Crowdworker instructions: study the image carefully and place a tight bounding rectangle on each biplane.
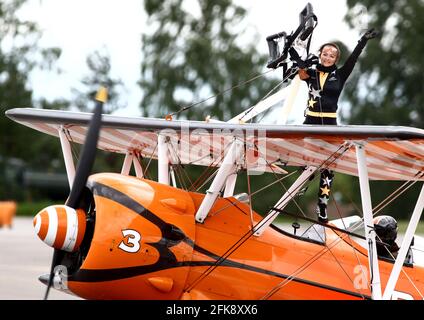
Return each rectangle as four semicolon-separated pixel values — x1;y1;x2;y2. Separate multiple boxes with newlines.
5;3;424;300
6;99;424;300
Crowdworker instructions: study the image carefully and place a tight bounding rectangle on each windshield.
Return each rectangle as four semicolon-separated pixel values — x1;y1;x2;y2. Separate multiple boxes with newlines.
330;215;364;234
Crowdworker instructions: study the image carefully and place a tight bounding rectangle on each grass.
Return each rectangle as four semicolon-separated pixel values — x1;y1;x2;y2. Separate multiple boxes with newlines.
398;221;424;235
16;200;59;216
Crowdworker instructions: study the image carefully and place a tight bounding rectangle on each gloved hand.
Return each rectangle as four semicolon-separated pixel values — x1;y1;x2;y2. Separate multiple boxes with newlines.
289;48;305;68
361;28;381;40
305;54;319;67
296;59;308;69
289;48;317;69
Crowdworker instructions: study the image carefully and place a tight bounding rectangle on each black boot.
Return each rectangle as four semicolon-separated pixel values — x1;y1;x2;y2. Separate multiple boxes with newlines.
316;204;328;223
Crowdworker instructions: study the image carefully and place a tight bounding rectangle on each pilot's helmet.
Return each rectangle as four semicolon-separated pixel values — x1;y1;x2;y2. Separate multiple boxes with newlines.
373;215;398;243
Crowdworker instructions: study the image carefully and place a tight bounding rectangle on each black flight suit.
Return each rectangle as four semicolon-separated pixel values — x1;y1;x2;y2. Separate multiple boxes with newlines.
300;37;368;222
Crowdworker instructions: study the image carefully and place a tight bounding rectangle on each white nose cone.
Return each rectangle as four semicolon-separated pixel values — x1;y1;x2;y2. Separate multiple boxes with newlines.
33;205;86;252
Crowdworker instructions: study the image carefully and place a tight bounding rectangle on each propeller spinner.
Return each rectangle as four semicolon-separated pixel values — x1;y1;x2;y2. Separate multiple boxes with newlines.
33;205;86;252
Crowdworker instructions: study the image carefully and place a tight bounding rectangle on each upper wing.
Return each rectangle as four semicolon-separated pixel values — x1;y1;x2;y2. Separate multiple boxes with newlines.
6;108;424;180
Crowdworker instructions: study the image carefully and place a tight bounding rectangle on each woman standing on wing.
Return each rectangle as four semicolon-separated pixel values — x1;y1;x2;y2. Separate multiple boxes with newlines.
298;28;379;222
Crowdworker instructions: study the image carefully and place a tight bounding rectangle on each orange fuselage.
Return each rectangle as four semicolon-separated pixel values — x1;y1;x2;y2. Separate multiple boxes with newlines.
65;173;424;300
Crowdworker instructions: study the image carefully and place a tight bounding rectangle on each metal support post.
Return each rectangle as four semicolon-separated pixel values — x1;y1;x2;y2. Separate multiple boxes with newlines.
356;143;382;300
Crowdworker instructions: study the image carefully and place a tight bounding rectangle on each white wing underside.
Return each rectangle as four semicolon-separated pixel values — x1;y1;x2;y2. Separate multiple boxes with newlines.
6;108;424;180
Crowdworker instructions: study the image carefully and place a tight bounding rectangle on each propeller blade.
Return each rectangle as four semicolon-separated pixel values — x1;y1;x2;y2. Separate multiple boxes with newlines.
43;87;107;300
43;249;64;300
66;87;107;209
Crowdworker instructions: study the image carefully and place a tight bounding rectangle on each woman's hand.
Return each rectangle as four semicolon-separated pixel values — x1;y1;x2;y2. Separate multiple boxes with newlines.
362;28;381;40
298;68;309;80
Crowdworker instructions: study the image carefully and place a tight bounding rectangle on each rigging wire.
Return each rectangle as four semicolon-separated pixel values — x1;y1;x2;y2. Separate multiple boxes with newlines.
373;172;424;215
264;208;368;299
375;233;424;299
142;60;424;297
170;163;187;190
64;128;81;166
260;216;372;300
260;175;422;299
259;146;366;299
188;151;220;191
195;169;220;192
208;170;299;218
134;152;148;179
264;171;424;299
168;141;193;190
167;69;276;118
331;189;372;293
270;142;351;222
143;141;158;175
188;143;228;192
240;68;298;123
184;142;351;293
344;171;424;238
124;130;422;299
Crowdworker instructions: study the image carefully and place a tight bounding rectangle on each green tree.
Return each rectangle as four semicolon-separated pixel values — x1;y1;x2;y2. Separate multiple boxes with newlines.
0;0;62;200
340;0;424;219
343;0;424;127
72;48;126;114
70;48;127;174
140;0;279;120
138;0;287;215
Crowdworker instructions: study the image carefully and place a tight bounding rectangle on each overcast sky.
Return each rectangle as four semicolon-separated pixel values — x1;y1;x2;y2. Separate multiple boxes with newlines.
22;0;363;124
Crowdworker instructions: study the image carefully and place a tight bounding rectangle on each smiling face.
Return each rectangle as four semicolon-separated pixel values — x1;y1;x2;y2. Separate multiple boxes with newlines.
320;45;339;67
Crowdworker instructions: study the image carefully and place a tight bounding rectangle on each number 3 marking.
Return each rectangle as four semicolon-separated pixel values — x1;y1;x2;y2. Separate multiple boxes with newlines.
118;229;141;253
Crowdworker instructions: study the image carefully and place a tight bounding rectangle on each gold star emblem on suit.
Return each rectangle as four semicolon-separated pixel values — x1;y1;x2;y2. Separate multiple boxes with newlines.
308;98;317;108
320;186;331;196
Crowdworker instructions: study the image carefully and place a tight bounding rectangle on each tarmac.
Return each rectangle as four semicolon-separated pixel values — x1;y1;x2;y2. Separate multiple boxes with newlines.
0;217;82;300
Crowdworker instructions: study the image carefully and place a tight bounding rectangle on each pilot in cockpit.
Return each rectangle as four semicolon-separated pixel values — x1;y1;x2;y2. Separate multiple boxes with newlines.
374;215;400;260
373;214;415;266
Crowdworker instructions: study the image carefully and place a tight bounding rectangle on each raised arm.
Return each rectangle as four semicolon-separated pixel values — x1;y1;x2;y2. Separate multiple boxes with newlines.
339;28;380;82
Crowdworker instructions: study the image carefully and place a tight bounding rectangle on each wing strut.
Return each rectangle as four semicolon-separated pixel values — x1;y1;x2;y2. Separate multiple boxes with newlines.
223;173;237;197
58;126;76;189
121;152;144;178
254;165;317;236
228;86;289;124
121;152;134;175
158;133;170;185
382;182;424;300
195;138;244;223
355;143;382;300
280;75;301;124
133;153;144;178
